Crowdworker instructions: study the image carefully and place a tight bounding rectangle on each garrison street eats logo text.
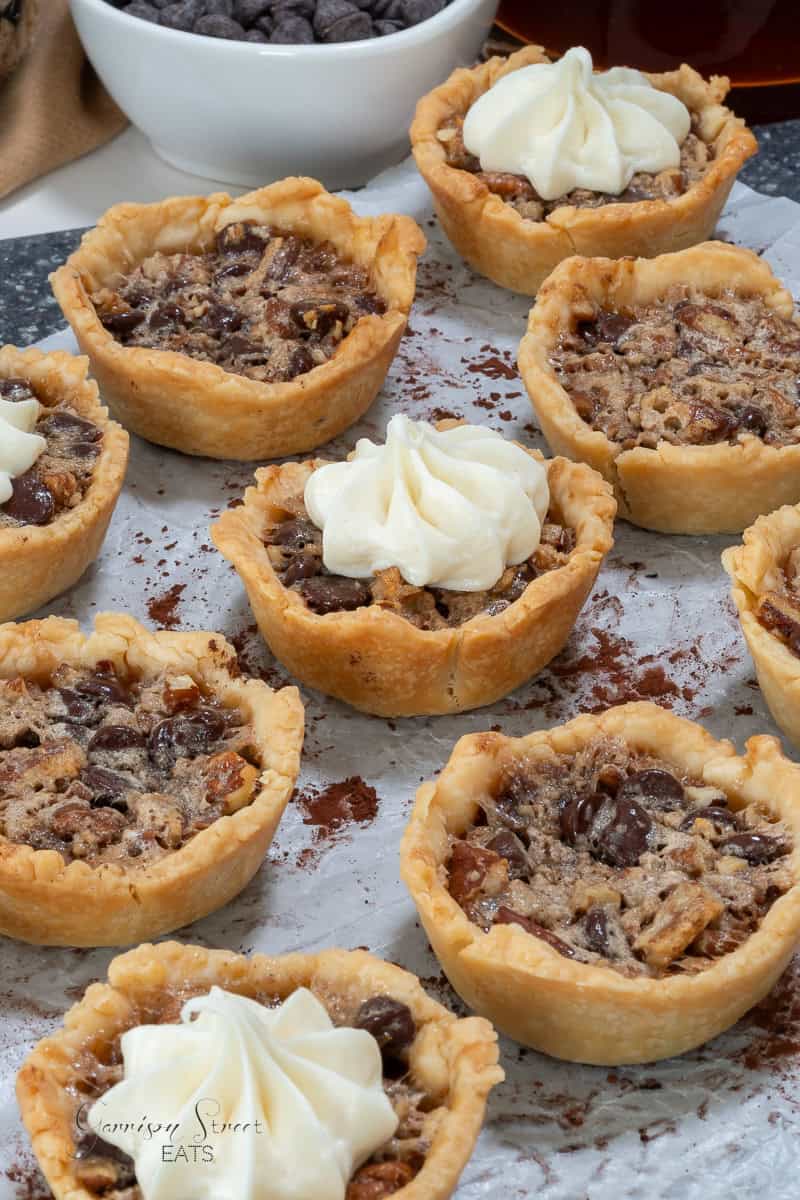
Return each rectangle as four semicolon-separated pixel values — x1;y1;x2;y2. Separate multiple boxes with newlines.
76;1098;265;1164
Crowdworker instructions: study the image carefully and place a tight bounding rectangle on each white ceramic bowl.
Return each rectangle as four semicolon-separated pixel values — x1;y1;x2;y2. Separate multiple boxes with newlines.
69;0;499;189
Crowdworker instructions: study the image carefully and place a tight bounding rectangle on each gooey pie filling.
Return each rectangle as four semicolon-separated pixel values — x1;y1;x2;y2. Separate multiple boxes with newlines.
68;987;434;1200
91;222;386;384
446;735;792;977
549;290;800;450
0;376;104;528
0;663;261;865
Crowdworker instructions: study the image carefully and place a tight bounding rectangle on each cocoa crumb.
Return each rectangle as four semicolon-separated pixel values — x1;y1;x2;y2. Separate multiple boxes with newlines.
146;583;186;629
297;777;378;835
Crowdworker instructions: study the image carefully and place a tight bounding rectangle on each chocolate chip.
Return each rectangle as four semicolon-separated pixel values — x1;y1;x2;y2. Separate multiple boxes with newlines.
355;291;387;315
584;907;609;954
216;222;266;255
2;471;55;525
720;832;787;865
266;235;302;282
74;670;133;707
487;830;528;877
591;796;652;867
80;766;130;804
373;17;403;33
123;1;162;21
270;14;314;39
74;1132;135;1172
397;0;444;23
355;996;416;1059
148;707;227;768
617;768;684;812
233;0;271;22
737;405;768;437
290;299;349;337
89;725;147;753
100;307;146;335
242;25;269;38
282;555;321;585
215;261;252;282
204;304;243;334
559;791;605;844
195;13;245;35
38;411;102;442
491;784;529;835
287;345;315;378
158;0;199;30
578;311;633;348
149;303;185;329
494;907;576;958
680;803;739;833
299;575;370;614
265;518;320;549
0;377;35;402
57;688;97;725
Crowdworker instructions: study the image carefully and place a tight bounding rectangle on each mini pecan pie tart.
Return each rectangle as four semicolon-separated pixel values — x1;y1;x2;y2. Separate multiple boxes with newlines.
212;418;615;717
0;614;303;946
17;941;502;1200
51;178;425;460
411;45;755;296
0;346;128;622
401;701;800;1064
518;241;800;534
723;504;800;750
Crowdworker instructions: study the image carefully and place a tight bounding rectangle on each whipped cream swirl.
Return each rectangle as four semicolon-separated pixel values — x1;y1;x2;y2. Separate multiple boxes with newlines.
304;416;549;592
87;986;398;1200
463;46;691;201
0;396;44;504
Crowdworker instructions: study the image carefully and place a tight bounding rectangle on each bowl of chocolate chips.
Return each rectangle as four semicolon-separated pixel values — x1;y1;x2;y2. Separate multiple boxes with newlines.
70;0;498;187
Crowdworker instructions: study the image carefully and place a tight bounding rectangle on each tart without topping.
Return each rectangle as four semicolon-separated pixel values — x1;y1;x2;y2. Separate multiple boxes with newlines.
411;46;755;295
519;241;800;533
51;178;425;460
0;347;128;621
724;503;800;750
212;428;615;716
401;702;800;1064
17;942;502;1200
0;614;303;946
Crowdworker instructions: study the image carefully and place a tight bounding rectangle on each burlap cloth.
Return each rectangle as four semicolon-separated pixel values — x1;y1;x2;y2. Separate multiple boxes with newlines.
0;0;127;201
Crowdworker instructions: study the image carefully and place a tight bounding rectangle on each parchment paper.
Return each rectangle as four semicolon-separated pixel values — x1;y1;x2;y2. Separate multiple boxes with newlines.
2;162;800;1199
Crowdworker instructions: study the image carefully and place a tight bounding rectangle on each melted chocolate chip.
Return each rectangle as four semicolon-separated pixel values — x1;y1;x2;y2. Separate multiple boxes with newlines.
299;575;371;614
491;786;529;835
148;707;227;769
355;996;416;1059
290;299;349;337
720;832;787;865
584;906;609;954
487;830;528;877
74;671;133;707
216;223;266;255
282;555;321;585
590;796;652;867
737;405;768;437
287;345;315;378
89;725;147;753
38;410;102;442
265;518;320;550
100;308;146;335
2;471;55;525
0;377;35;402
204;304;243;334
578;311;634;348
494;906;576;958
680;803;739;833
559;791;605;844
57;688;97;725
617;768;684;812
80;766;130;804
149;303;185;330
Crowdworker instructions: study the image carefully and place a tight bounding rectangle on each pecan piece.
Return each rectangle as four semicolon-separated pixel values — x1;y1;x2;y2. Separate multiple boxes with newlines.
40;470;79;508
757;590;800;654
203;750;259;814
162;674;203;713
633;882;723;970
346;1161;416;1199
476;171;537;201
447;840;508;906
494;906;577;959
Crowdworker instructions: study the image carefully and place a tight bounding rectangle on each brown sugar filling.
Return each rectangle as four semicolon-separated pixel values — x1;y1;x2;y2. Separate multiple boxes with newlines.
67;986;435;1200
446;735;792;978
756;547;800;656
437;112;713;221
548;290;800;449
0;663;260;867
262;487;575;626
0;376;104;529
90;222;386;385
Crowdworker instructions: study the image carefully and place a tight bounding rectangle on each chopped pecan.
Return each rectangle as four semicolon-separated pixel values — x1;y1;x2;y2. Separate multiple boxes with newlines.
633;882;723;970
0;739;85;790
40;471;79;508
203;750;259;814
757;590;800;653
162;675;202;713
346;1161;416;1199
447;840;508;906
477;171;537;202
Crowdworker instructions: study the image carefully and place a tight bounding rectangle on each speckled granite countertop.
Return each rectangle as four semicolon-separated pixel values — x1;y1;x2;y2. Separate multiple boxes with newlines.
0;119;798;347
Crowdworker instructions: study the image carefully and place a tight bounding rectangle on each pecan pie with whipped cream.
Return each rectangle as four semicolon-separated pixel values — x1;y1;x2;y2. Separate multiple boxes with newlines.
212;418;616;716
412;45;755;294
51;178;424;460
0;614;303;946
724;503;800;750
17;942;502;1200
0;346;128;621
401;702;800;1064
519;241;800;533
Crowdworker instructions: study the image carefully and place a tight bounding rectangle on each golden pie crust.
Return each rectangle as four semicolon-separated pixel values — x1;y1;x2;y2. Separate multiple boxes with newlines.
411;46;756;296
0;346;129;622
518;241;800;533
50;178;426;461
211;448;615;717
400;701;800;1065
17;940;503;1200
0;613;303;946
723;504;800;748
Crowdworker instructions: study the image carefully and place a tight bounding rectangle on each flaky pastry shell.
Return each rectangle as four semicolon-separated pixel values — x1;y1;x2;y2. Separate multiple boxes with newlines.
411;46;756;296
0;346;128;622
51;178;425;460
723;504;800;748
211;449;615;717
17;940;503;1200
518;241;800;533
400;701;800;1065
0;614;303;946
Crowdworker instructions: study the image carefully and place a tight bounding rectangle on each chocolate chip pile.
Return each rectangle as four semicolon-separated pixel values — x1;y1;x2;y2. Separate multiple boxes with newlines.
111;0;451;43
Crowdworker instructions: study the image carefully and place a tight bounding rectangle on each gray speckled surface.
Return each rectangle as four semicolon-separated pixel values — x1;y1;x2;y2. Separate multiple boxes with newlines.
0;120;798;348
